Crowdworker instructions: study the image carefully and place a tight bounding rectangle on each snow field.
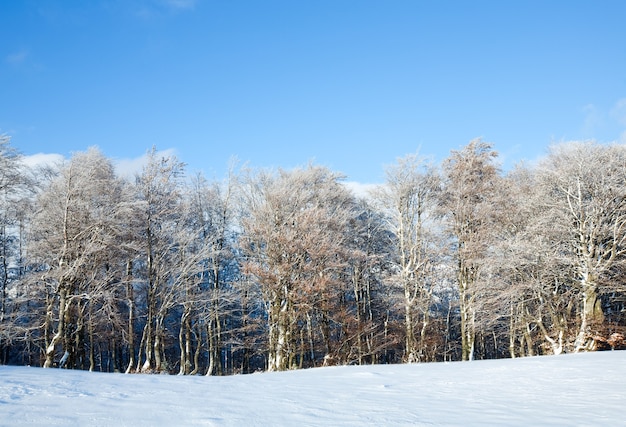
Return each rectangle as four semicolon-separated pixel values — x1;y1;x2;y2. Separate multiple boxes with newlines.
0;351;624;426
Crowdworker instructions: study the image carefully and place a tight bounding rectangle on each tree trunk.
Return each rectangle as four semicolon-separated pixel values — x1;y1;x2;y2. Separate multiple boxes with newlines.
178;307;192;375
267;288;291;372
523;322;535;356
508;304;516;358
404;297;418;363
88;302;95;371
178;312;187;375
154;314;165;372
44;286;67;368
575;277;605;352
537;319;563;355
206;320;216;375
139;281;155;372
206;290;223;376
125;260;136;373
0;227;8;363
419;312;429;361
459;271;475;361
190;324;201;375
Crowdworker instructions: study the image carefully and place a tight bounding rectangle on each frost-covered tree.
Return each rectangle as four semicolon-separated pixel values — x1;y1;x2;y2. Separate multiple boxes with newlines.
0;135;34;364
240;165;357;371
132;148;188;373
179;172;238;376
440;139;502;361
373;153;440;363
535;141;626;351
28;148;126;368
343;198;394;365
482;165;575;357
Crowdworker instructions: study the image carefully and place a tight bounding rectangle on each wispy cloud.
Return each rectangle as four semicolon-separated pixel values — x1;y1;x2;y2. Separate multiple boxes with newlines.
161;0;196;11
580;99;626;143
581;103;604;136
130;0;196;20
610;98;626;126
609;98;626;143
6;49;29;65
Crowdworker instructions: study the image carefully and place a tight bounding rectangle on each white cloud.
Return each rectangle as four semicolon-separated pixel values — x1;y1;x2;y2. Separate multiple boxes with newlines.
343;181;379;199
114;148;178;180
21;153;65;170
19;149;179;181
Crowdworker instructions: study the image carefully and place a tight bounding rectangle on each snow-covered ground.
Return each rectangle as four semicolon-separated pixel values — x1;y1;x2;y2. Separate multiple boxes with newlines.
1;351;624;426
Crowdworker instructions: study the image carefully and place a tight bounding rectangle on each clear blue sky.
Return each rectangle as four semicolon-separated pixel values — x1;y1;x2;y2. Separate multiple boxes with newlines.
2;0;626;183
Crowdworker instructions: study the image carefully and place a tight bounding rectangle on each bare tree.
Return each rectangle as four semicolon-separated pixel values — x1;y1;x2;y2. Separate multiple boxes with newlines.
535;141;626;351
483;165;575;357
28;148;125;368
185;171;239;375
239;165;357;371
0;135;35;364
344;198;394;365
440;139;502;361
372;154;440;363
132;148;187;373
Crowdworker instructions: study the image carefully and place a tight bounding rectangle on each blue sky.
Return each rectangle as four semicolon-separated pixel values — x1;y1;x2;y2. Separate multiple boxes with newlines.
2;0;626;183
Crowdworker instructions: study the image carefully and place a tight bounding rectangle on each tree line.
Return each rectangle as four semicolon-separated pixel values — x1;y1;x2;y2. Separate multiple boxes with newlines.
0;136;625;374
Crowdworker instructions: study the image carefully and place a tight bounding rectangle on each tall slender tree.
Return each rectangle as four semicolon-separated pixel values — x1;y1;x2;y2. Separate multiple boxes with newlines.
0;135;34;364
373;154;440;362
132;148;187;373
440;139;502;361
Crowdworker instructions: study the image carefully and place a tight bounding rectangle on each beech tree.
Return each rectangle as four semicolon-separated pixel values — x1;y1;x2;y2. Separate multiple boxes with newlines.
440;139;502;361
28;148;126;368
184;172;238;375
3;138;625;373
240;165;357;371
132;148;188;373
171;206;209;376
344;198;394;365
483;165;574;357
373;154;440;362
535;141;626;351
0;135;34;363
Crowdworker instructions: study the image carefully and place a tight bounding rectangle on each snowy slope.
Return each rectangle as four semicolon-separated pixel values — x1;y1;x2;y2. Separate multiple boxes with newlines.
1;351;624;426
